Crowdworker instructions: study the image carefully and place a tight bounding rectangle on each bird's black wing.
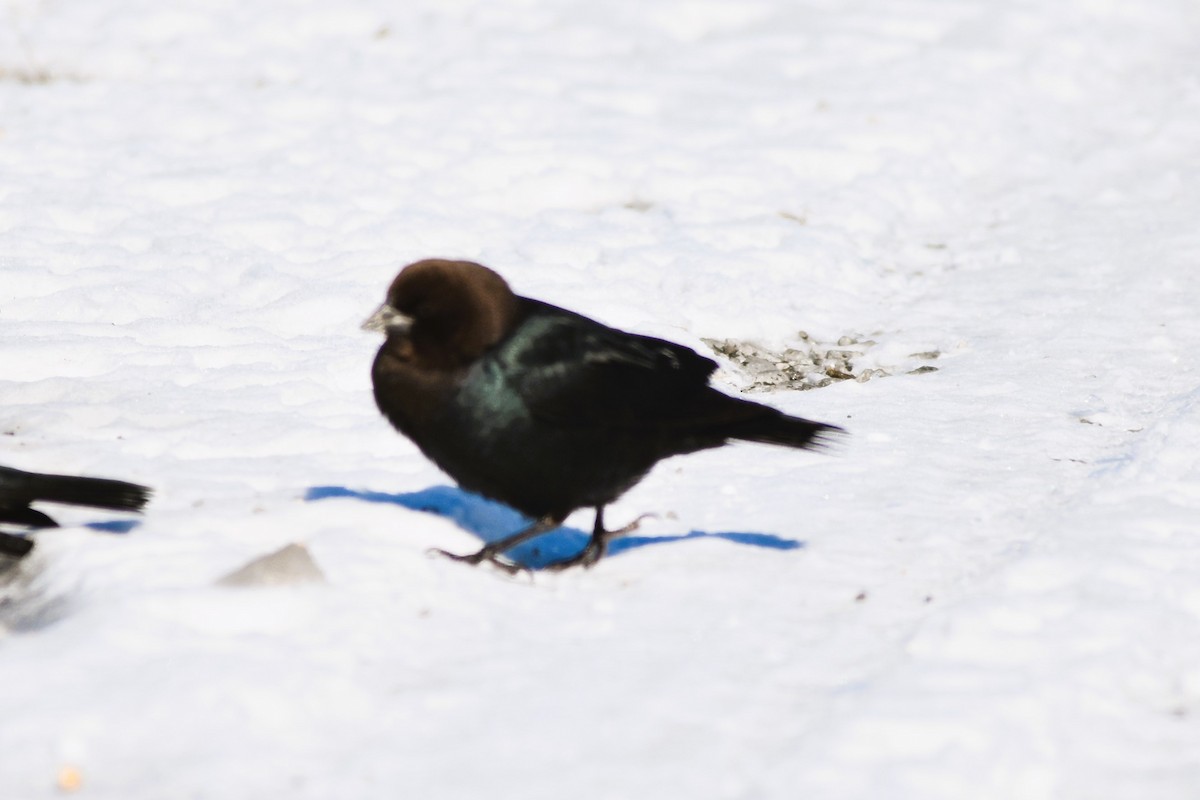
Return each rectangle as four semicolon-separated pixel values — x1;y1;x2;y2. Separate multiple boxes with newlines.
499;301;721;431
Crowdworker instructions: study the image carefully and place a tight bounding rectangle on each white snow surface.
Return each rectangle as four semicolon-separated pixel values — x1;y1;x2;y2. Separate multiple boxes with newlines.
3;0;1200;797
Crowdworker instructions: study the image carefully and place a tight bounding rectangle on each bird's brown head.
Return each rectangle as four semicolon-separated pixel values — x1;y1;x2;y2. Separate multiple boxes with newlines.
363;259;520;369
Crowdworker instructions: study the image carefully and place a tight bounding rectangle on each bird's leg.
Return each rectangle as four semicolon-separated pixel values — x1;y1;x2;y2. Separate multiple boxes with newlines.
543;507;650;571
430;514;564;574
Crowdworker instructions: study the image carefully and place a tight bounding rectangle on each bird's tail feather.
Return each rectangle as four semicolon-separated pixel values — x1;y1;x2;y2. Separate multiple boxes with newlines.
729;413;845;451
23;473;152;512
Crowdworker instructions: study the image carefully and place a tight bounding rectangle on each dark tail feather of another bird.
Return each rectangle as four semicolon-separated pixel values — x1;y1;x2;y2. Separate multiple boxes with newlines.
6;469;152;513
728;412;845;451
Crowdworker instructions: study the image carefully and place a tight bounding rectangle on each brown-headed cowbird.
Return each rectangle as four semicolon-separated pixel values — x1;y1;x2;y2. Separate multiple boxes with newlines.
0;464;152;558
364;259;843;572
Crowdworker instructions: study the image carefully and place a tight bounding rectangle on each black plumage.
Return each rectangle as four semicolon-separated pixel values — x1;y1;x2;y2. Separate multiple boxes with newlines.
0;464;152;558
364;259;842;571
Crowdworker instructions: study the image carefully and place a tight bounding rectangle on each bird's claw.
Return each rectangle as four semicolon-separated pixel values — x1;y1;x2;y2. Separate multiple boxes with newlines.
543;538;607;572
542;550;600;572
427;547;529;575
610;512;655;536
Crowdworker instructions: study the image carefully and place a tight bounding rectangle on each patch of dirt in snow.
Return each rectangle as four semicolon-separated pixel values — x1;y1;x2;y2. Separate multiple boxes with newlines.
703;333;941;392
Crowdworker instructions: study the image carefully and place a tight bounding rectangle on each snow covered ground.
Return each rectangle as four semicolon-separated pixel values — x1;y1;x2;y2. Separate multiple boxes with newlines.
2;0;1200;797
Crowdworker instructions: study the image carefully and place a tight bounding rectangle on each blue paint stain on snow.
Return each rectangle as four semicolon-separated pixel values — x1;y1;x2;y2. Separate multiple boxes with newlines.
306;485;802;569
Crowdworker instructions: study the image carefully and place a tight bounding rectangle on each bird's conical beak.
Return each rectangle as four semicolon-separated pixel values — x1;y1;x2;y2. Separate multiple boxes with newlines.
362;304;414;335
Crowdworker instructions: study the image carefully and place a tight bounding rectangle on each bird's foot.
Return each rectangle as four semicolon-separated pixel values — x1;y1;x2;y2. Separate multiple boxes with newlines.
543;513;655;572
427;546;529;575
427;515;562;575
542;538;604;571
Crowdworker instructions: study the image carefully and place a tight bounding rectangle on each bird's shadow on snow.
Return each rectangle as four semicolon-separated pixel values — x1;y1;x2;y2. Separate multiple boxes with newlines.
0;519;141;632
305;485;803;569
84;520;141;534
